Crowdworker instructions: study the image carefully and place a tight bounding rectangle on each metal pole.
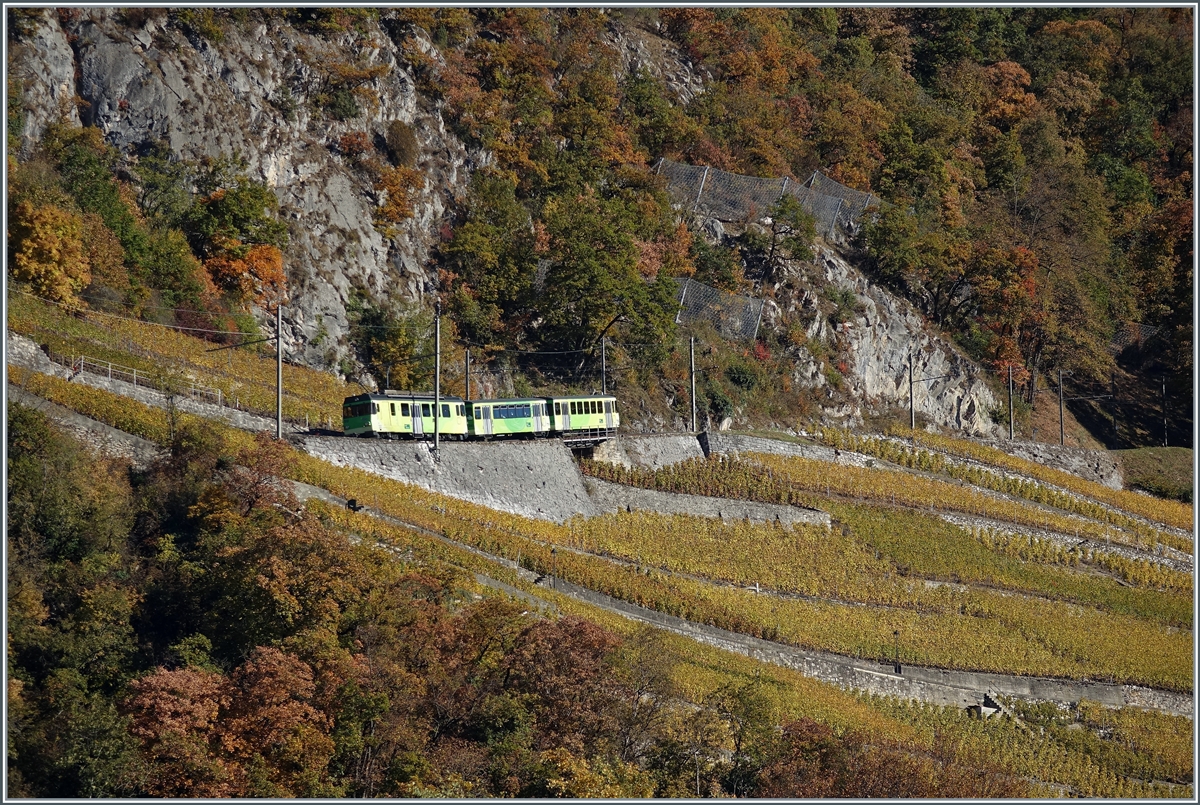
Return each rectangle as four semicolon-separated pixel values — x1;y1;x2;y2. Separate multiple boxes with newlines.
1162;376;1168;447
1111;372;1118;445
434;298;441;457
601;337;606;394
1008;365;1014;440
690;337;697;434
909;354;915;431
276;303;283;440
465;348;471;400
1058;369;1065;446
692;166;710;213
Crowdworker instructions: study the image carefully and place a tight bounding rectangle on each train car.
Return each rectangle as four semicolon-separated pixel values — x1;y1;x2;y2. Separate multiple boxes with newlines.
467;397;551;439
343;390;469;439
548;394;619;445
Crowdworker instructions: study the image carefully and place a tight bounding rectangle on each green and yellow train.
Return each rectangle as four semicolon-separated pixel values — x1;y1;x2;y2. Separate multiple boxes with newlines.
342;390;619;445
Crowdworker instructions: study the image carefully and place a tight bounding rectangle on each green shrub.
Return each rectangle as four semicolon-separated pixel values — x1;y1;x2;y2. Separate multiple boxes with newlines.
326;89;361;121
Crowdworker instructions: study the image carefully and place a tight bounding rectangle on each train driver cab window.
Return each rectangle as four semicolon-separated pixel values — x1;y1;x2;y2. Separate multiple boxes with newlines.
442;403;451;418
373;403;379;414
421;403;431;417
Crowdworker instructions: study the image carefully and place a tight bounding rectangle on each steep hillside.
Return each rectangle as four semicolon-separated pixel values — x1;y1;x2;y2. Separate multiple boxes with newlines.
6;353;1193;797
8;8;1191;446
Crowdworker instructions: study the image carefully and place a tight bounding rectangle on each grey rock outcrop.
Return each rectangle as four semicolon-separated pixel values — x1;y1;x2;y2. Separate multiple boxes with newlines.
23;9;474;373
9;9;81;150
761;245;1002;436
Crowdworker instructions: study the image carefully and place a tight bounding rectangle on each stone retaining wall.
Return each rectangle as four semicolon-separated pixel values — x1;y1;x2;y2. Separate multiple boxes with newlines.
585;477;829;527
299;435;598;523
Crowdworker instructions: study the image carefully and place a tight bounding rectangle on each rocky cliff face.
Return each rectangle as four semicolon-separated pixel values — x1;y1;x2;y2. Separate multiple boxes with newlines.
12;8;474;373
12;9;1000;435
760;245;1002;436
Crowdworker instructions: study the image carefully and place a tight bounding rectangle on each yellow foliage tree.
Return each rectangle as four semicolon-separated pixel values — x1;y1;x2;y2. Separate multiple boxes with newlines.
9;200;91;308
373;165;425;234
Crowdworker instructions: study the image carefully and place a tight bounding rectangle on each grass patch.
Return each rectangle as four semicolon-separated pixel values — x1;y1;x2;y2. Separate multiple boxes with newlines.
1116;446;1194;503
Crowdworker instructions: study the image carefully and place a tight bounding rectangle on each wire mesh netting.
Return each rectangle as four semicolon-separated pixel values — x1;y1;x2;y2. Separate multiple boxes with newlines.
656;158;876;242
673;277;764;342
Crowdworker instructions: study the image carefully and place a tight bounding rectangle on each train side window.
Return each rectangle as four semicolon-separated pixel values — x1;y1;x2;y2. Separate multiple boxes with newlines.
442;403;450;418
401;403;410;416
390;403;396;416
474;406;481;418
422;403;431;417
570;401;576;415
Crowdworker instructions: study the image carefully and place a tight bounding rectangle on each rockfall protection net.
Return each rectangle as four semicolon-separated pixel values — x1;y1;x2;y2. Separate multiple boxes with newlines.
673;276;764;342
655;158;876;243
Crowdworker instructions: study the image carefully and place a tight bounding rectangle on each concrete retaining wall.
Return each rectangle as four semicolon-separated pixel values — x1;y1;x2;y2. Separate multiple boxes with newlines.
300;435;598;522
585;477;829;527
592;433;705;469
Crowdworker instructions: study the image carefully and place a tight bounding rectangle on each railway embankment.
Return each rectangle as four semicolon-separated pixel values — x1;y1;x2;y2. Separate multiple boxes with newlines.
299;434;600;523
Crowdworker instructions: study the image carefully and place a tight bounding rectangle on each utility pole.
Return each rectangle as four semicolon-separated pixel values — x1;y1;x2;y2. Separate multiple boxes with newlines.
1162;376;1168;447
276;303;283;440
601;336;607;394
434;298;441;458
1058;368;1065;446
1111;372;1120;446
908;353;915;432
690;336;697;434
1008;365;1014;440
465;348;471;400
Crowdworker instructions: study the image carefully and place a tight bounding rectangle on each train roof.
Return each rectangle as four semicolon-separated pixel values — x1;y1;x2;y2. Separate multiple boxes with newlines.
344;391;465;403
467;396;548;405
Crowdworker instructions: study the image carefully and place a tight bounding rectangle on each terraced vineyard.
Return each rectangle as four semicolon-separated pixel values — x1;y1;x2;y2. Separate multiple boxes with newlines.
6;354;1193;797
8;291;348;427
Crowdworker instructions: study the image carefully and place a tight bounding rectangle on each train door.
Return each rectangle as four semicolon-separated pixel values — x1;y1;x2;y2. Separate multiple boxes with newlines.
481;405;493;436
560;401;571;430
412;402;424;436
604;399;613;430
533;402;544;434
